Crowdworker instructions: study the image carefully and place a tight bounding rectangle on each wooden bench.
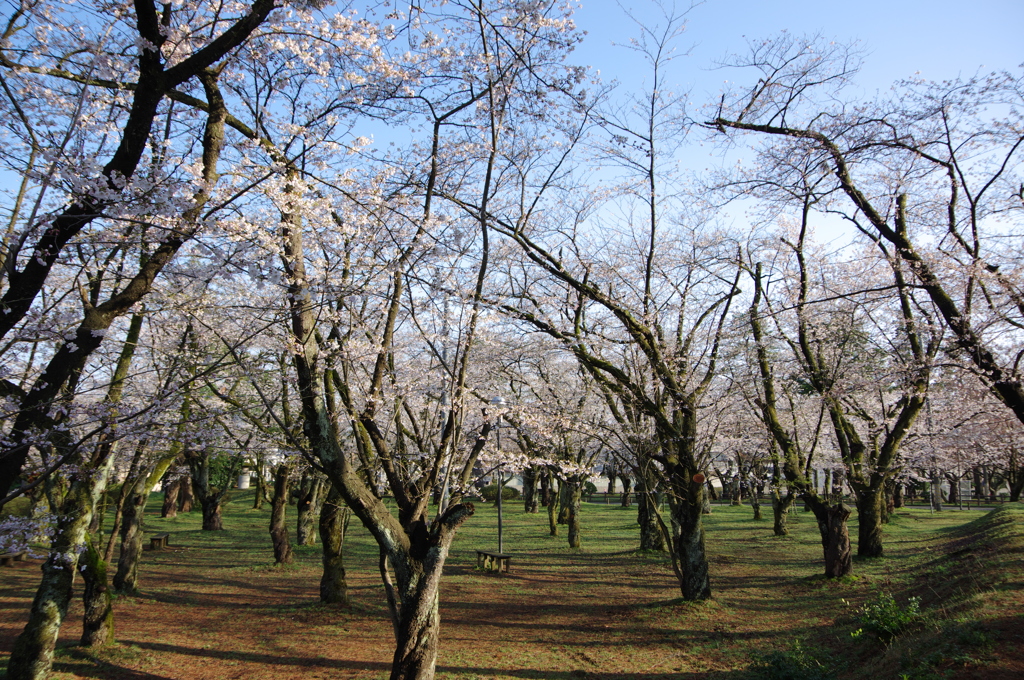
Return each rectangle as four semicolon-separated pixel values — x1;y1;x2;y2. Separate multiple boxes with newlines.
1;551;28;567
475;550;512;573
149;533;170;550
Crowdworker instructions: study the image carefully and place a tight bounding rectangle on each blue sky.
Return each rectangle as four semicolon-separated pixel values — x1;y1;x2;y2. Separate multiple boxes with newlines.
572;0;1023;100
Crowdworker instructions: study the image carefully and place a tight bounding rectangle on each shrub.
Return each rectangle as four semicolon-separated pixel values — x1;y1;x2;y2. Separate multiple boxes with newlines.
852;593;922;642
748;644;834;680
480;485;520;502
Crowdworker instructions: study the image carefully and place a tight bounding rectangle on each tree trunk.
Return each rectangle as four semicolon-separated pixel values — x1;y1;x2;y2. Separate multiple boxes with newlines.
636;474;664;551
319;485;349;604
619;475;632;507
253;461;266;509
178;472;194;512
566;478;583;549
161;476;180;518
80;534;114;647
270;463;293;565
749;482;762;520
539;470;551;507
893;481;905;508
606;468;617;494
200;496;224;530
810;499;852;578
547;478;559;537
7;459;112;680
668;483;711;600
557;482;570;524
187;450;229;530
856;484;885;557
297;474;327;546
522;466;538;513
112;481;148;593
930;469;944;511
384;523;468;680
771;488;795;536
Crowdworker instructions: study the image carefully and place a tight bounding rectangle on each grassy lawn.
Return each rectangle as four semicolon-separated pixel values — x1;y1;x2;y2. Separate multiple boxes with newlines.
1;493;1021;679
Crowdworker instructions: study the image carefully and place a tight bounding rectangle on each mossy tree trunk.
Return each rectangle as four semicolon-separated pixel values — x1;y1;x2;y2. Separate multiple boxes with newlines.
80;534;114;647
270;463;293;565
319;484;349;604
566;477;583;549
297;472;327;546
7;456;113;680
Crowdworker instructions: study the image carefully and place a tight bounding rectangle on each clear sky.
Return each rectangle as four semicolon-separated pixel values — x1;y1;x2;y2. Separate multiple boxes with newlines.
572;0;1023;102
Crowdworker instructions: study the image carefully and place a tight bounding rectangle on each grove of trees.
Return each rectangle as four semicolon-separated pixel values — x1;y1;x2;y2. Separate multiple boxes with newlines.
1;2;1021;680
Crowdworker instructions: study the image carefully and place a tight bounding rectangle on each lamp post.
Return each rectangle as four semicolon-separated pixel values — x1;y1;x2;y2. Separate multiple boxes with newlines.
491;396;507;554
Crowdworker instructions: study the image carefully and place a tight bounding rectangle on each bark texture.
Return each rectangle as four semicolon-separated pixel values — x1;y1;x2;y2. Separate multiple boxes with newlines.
270;463;294;565
319;485;349;604
80;535;114;647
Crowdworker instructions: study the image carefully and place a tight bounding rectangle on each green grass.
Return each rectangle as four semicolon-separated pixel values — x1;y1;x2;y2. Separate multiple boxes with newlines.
3;491;1021;680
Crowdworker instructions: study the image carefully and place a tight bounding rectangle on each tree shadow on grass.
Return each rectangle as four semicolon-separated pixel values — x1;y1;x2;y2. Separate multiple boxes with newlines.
50;646;178;680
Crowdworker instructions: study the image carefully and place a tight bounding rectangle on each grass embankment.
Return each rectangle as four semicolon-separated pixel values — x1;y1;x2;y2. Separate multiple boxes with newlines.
0;494;1021;679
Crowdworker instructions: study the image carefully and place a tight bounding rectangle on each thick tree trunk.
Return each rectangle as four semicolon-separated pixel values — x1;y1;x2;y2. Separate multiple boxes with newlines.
80;534;114;647
270;463;293;565
188;451;228;530
539;470;551;507
522;466;538;513
557;482;570;524
7;461;111;680
385;522;468;680
620;475;632;507
112;483;148;593
201;497;224;530
319;485;349;604
668;485;711;600
810;500;852;578
297;474;326;546
893;481;905;508
771;489;794;536
856;484;885;557
178;472;194;512
161;476;180;518
566;479;583;549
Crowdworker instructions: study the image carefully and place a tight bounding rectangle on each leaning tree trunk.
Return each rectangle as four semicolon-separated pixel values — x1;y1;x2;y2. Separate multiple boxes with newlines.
566;478;583;549
270;463;293;565
112;478;148;593
80;534;114;647
7;458;112;680
319;485;349;604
